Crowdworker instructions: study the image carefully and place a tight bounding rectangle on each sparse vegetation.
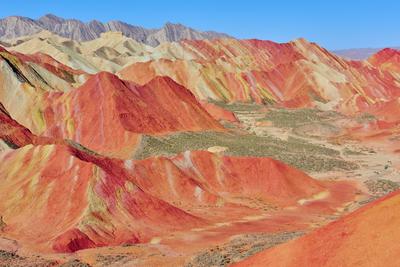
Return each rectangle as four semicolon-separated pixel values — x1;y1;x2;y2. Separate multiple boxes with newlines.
0;250;22;260
210;101;264;112
66;139;99;156
185;232;304;267
96;254;130;266
364;179;400;197
0;250;58;267
259;108;341;128
0;215;6;231
134;131;357;172
356;113;377;123
60;259;91;267
343;147;365;156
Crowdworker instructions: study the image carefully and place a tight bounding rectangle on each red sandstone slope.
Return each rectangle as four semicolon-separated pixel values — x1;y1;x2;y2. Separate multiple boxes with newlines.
170;150;324;207
199;101;238;122
368;48;400;73
0;47;224;158
0;103;57;148
0;103;40;147
233;190;400;267
13;51;87;84
101;150;327;218
0;144;205;253
113;74;223;133
0;46;85;91
42;72;223;158
0;143;359;254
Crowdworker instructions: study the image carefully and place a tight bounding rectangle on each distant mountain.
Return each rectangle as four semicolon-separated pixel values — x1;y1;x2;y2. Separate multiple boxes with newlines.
0;14;231;46
332;47;400;60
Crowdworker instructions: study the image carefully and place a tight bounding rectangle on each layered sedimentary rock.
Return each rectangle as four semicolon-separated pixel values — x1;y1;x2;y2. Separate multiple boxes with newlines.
368;48;400;74
7;31;154;73
0;47;223;158
41;72;223;158
1;27;399;265
0;145;204;253
119;39;400;116
8;31;400;120
0;103;46;149
0;144;359;254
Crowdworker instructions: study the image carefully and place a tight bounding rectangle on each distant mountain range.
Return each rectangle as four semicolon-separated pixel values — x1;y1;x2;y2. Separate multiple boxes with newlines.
0;14;398;59
0;14;231;46
333;47;400;60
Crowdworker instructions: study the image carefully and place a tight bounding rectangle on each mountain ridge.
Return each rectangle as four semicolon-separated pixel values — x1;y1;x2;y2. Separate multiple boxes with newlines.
6;30;400;118
0;14;231;46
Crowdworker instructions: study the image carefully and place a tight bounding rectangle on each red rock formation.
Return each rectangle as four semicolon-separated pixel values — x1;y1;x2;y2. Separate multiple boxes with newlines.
0;103;53;147
171;151;324;207
119;39;400;116
13;51;87;83
42;72;223;158
0;144;360;254
368;48;400;73
53;229;96;253
0;46;83;91
0;103;39;147
0;47;223;158
199;101;238;122
0;144;205;253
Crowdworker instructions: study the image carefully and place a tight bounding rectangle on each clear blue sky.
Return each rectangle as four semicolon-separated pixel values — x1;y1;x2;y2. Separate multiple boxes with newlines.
1;0;399;50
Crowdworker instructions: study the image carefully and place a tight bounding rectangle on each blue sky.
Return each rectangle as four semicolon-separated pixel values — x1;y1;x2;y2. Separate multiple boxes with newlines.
1;0;399;50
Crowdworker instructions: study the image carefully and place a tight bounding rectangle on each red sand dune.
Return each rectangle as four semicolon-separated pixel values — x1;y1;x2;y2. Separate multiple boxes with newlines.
233;190;400;267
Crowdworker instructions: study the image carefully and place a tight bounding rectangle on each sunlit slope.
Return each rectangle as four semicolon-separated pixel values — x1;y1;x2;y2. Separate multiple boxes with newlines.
233;190;400;267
